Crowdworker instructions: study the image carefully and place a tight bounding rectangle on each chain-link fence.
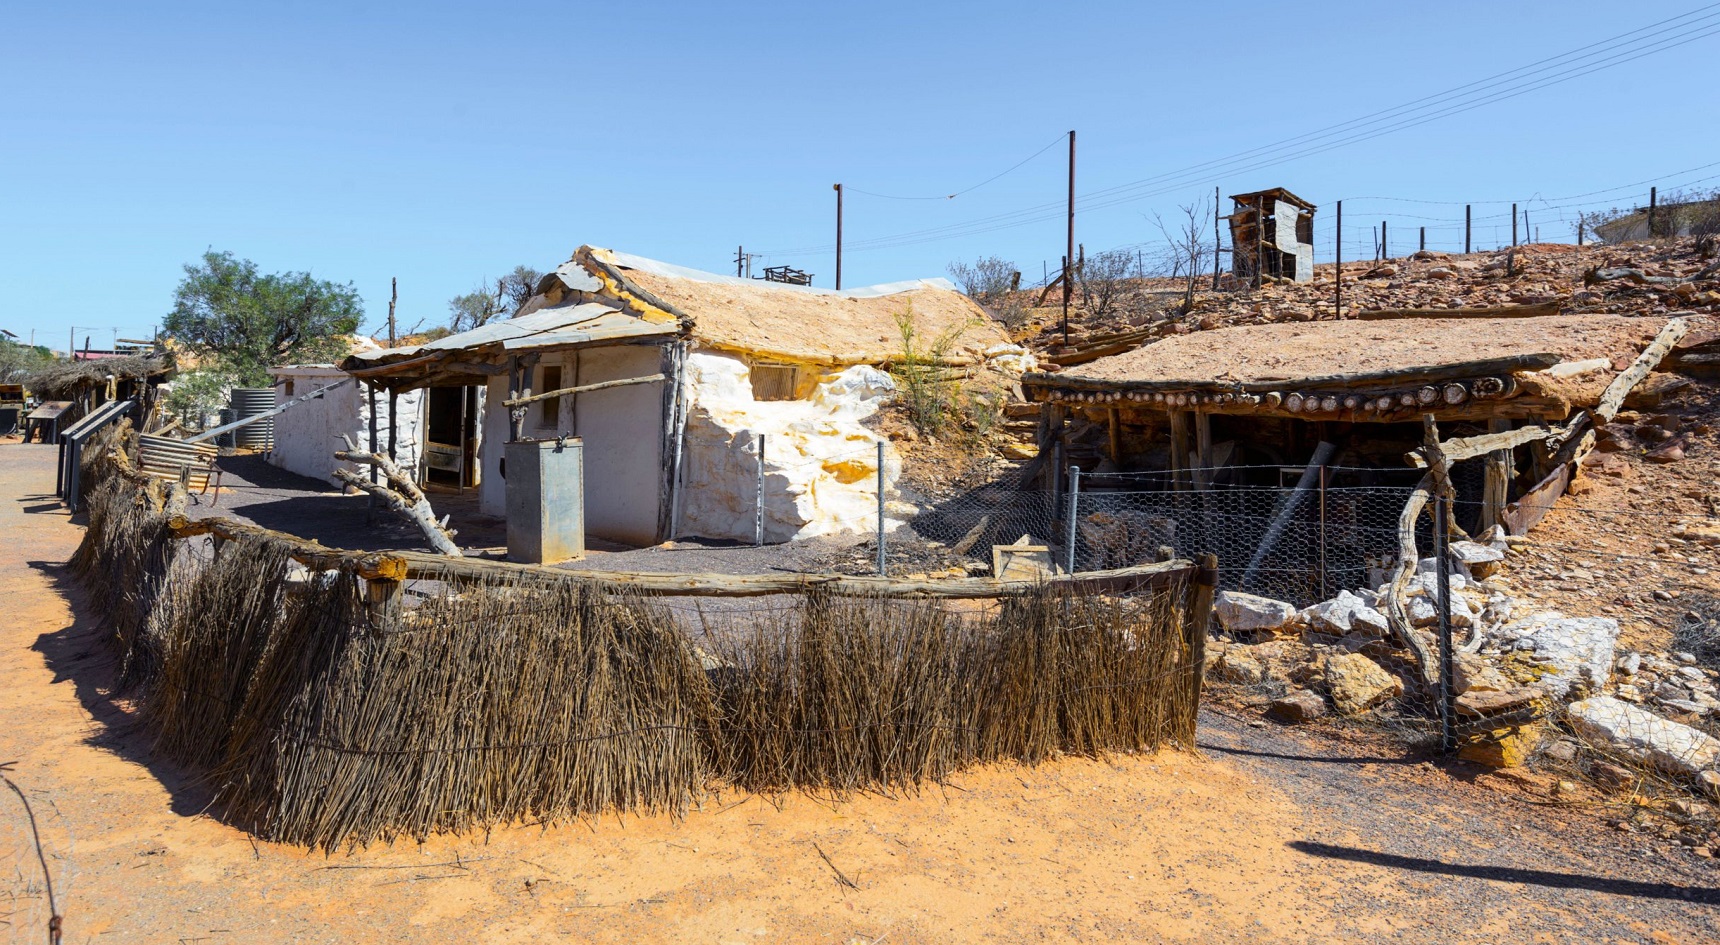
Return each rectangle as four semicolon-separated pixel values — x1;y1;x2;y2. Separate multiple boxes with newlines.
883;461;1462;606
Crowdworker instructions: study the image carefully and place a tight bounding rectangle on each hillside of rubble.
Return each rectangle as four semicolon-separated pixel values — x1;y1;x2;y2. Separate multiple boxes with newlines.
1008;236;1720;362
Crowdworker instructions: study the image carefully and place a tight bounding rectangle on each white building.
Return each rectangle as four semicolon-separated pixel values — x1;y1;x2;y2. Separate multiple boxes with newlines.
341;247;1024;548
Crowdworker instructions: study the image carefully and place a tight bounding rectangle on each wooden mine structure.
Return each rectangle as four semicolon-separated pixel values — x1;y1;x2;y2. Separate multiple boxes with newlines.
1229;187;1317;285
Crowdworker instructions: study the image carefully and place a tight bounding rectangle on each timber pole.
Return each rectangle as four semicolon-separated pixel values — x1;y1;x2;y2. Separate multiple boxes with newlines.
833;183;843;290
1064;129;1076;345
1335;199;1342;317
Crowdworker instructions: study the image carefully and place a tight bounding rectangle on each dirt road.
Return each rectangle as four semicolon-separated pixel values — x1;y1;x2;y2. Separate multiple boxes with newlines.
1;441;1715;943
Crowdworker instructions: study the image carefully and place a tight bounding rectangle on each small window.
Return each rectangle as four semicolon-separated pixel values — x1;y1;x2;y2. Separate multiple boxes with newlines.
750;364;799;401
1295;211;1313;245
539;365;563;427
283;378;295;397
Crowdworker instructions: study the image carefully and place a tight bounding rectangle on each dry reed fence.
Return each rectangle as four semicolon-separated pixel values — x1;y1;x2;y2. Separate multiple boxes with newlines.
70;466;1209;850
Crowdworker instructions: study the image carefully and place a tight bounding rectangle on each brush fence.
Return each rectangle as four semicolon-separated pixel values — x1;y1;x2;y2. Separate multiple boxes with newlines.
72;478;1210;850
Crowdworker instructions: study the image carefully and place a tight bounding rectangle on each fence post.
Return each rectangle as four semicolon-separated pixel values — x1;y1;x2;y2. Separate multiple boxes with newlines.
1434;492;1456;754
876;440;886;575
1465;204;1471;254
755;433;765;547
1334;199;1342;316
1064;464;1080;573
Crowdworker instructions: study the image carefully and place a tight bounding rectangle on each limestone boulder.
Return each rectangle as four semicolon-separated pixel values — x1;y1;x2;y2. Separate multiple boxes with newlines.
1449;540;1505;578
1492;612;1618;700
1300;590;1390;637
1324;652;1403;715
1216;591;1298;635
1567;696;1720;779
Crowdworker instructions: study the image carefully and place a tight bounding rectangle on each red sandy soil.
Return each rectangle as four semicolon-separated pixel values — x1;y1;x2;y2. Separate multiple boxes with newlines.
1;440;1716;944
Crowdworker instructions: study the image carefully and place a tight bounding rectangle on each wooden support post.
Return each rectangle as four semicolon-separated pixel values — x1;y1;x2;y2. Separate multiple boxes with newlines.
1480;418;1513;531
1192;411;1212;490
1107;407;1122;467
364;577;403;623
1168;410;1191;492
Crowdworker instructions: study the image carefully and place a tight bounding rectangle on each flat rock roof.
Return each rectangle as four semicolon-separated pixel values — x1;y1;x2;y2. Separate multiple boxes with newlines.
1052;314;1668;388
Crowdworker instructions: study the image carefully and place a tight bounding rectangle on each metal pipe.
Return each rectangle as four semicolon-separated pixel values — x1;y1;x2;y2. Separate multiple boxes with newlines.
1064;465;1080;574
755;433;766;547
876;440;887;575
1435;492;1456;754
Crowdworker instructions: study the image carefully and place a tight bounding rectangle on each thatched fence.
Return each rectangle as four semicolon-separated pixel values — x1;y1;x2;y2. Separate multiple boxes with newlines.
69;443;1213;850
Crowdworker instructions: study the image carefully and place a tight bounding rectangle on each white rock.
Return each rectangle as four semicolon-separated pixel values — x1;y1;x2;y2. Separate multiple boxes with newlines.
1567;696;1720;778
1450;540;1505;565
1406;592;1474;627
1215;591;1298;634
1617;652;1642;676
1493;612;1618;700
1301;590;1389;637
678;353;902;542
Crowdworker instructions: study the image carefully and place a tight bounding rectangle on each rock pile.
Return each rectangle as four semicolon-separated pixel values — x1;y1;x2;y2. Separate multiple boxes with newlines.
1205;519;1720;801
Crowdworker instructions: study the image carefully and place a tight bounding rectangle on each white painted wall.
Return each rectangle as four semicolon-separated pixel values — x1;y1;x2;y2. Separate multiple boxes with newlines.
480;374;508;517
268;367;423;486
477;345;667;546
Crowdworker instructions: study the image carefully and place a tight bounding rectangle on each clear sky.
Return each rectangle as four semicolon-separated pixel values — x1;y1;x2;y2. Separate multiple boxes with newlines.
4;1;1718;350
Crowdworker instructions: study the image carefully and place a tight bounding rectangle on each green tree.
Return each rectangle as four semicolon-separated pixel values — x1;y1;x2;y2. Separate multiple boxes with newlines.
447;265;542;332
163;251;363;385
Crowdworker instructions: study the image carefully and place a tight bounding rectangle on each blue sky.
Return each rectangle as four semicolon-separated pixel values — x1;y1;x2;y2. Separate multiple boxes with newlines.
4;1;1719;349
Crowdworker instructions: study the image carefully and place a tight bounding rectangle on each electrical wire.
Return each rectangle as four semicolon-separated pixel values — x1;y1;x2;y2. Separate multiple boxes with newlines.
844;131;1070;201
755;7;1720;258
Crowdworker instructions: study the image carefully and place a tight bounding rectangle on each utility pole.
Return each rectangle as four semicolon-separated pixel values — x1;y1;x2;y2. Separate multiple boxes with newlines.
387;277;398;345
1212;185;1222;291
833;183;843;290
736;245;744;277
1512;203;1518;246
1335;199;1343;317
1465;205;1472;254
1063;129;1075;344
1649;186;1658;238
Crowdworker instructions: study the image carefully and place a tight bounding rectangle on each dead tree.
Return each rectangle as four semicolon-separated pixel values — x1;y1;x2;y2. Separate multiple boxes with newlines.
334;434;462;556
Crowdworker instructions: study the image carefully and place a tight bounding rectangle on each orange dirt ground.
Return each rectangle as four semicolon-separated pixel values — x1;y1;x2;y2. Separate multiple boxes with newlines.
1;442;1715;943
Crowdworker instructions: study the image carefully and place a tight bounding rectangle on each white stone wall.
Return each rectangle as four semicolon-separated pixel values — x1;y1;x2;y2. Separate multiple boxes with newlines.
268;369;423;487
675;349;904;543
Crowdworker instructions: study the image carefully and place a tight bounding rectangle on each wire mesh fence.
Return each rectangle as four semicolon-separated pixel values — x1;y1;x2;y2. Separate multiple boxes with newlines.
861;461;1443;607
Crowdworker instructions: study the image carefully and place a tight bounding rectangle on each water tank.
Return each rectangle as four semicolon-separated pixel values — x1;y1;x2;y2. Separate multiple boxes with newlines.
506;438;585;564
229;388;275;449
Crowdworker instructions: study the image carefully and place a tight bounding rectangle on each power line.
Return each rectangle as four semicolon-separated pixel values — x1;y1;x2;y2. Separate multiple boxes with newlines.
757;7;1720;258
845;131;1069;201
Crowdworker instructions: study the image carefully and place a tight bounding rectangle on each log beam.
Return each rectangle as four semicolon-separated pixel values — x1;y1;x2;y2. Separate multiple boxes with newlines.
501;373;667;408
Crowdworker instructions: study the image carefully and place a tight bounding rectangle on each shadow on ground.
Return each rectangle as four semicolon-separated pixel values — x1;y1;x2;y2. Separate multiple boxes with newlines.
1290;840;1720;903
26;559;217;821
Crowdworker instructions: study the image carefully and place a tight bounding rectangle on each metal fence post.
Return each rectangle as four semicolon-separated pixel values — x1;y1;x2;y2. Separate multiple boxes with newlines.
876;440;887;575
1064;465;1081;574
754;433;765;547
1434;492;1456;754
